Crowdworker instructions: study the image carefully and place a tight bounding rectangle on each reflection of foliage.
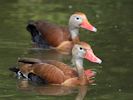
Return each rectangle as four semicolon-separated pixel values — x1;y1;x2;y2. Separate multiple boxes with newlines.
6;0;99;24
1;0;71;43
10;0;69;24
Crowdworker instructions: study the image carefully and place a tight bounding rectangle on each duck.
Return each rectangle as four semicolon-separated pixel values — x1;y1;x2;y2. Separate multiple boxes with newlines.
10;43;102;86
27;12;97;48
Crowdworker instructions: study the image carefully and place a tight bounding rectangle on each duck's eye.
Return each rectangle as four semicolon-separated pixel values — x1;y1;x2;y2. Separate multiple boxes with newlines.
76;17;80;20
79;47;83;50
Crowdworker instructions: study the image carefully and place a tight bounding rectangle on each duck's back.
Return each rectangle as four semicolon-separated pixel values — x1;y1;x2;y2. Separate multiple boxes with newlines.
27;20;71;47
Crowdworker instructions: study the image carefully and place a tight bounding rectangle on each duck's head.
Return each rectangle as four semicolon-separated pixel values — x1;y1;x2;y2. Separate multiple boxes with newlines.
72;42;102;64
69;12;97;32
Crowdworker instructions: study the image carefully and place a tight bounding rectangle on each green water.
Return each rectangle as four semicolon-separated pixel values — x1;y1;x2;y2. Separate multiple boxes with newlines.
0;0;133;100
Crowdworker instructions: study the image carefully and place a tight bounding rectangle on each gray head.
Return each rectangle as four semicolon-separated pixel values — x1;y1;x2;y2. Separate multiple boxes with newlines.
69;12;97;32
72;43;102;64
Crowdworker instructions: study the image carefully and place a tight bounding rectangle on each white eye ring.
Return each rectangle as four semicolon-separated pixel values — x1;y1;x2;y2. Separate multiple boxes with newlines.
76;17;80;20
79;47;84;51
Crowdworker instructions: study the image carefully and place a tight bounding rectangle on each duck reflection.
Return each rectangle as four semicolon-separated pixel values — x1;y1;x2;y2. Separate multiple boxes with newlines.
17;79;88;100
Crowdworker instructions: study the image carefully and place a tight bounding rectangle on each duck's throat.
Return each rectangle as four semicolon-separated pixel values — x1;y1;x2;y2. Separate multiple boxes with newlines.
69;28;79;40
72;58;84;77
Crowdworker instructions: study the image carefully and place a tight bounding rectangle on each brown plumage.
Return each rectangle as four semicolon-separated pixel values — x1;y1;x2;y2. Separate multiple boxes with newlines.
27;12;97;48
19;60;78;84
31;21;71;47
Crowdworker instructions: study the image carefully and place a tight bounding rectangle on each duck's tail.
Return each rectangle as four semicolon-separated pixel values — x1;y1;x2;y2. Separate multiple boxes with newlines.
26;20;50;48
9;67;19;74
9;67;47;84
9;67;25;78
26;20;40;43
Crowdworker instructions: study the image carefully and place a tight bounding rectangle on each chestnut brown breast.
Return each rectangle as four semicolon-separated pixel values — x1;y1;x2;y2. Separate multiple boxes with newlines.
34;21;72;47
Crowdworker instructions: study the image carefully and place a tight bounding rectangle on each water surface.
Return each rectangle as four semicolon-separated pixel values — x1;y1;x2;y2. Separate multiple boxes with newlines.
0;0;133;100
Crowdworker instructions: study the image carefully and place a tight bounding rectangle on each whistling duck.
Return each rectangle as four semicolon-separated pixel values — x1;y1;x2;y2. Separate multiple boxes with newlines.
27;12;97;48
10;43;101;86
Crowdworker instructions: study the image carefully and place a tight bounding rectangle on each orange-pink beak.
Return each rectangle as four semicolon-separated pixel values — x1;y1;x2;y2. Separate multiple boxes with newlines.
84;49;102;64
80;20;97;32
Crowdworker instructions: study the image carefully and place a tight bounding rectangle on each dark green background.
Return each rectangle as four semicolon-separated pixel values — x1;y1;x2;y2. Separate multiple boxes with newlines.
0;0;133;100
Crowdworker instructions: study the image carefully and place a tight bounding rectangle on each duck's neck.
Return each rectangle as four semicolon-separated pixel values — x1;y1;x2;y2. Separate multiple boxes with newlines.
69;27;79;41
72;57;84;77
72;56;88;85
